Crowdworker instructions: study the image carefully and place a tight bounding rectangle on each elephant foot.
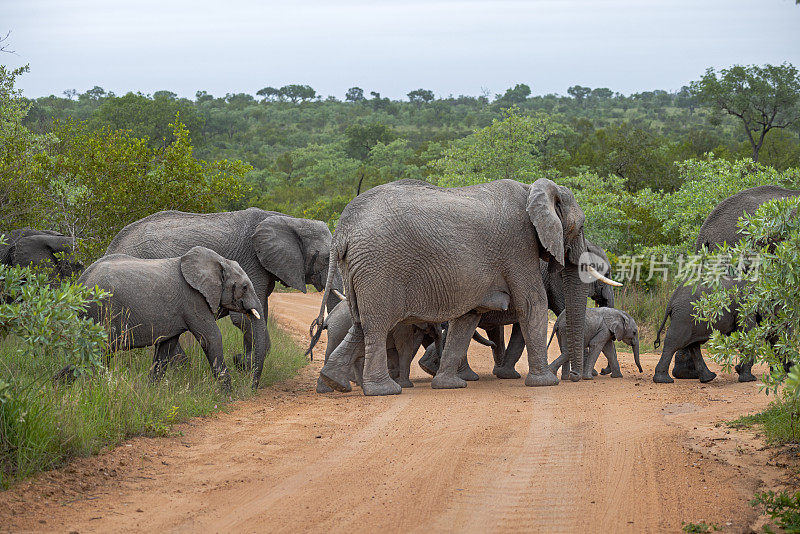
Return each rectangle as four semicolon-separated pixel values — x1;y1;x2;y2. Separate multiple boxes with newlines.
458;366;479;381
699;371;717;383
316;376;334;393
233;353;252;372
218;373;232;393
319;364;353;393
525;371;560;387
431;373;467;389
610;371;623;378
738;370;757;383
592;369;598;377
672;367;699;379
493;365;521;379
600;367;612;375
560;369;571;381
53;364;79;384
418;358;439;377
363;377;402;396
397;378;414;388
581;371;594;380
653;372;674;384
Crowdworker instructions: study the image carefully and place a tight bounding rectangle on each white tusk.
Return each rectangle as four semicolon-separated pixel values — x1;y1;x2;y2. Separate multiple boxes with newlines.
586;265;622;287
251;309;261;320
332;289;347;301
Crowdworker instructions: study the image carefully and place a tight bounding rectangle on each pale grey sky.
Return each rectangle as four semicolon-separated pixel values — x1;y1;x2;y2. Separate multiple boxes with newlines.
3;0;800;100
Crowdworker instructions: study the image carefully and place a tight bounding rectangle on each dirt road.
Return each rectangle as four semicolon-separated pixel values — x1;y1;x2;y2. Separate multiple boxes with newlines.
1;293;785;532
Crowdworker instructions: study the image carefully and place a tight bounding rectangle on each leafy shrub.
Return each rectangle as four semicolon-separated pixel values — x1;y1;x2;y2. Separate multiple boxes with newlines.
752;490;800;533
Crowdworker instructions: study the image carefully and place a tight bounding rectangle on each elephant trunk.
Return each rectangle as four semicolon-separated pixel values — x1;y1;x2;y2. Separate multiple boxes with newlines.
326;266;345;313
564;261;587;381
632;336;643;373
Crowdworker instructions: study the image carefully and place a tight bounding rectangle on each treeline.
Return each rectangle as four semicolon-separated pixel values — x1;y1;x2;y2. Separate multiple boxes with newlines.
21;78;800;231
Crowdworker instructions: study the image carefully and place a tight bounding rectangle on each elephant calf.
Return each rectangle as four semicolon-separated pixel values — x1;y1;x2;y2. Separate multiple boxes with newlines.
548;307;642;379
68;246;263;390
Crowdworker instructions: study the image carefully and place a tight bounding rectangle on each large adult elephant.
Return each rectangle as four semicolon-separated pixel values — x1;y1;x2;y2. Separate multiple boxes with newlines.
0;228;83;280
106;208;340;388
672;185;800;379
419;240;616;381
313;178;616;396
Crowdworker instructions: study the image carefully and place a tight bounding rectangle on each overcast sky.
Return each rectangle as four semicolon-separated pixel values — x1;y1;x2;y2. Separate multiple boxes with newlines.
3;0;799;100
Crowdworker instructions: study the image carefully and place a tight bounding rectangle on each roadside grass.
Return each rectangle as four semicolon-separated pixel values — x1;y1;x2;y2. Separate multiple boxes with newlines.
0;317;307;488
729;398;800;446
614;280;674;350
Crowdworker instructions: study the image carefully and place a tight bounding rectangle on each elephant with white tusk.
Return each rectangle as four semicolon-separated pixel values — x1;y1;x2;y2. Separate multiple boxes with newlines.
310;178;595;396
56;247;263;390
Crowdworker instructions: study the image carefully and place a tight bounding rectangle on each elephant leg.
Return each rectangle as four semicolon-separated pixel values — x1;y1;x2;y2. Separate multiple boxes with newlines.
361;325;402;396
736;356;756;382
320;324;365;393
192;325;231;392
653;333;680;383
387;346;400;381
521;299;559;387
602;340;623;378
457;355;479;381
392;328;418;388
232;298;272;378
418;342;439;376
672;348;698;379
547;351;569;377
166;339;189;367
582;334;606;380
689;343;716;383
432;313;480;389
493;324;523;379
150;335;181;383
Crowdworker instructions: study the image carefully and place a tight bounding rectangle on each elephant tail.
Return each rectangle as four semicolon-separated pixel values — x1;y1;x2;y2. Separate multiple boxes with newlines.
307;245;340;358
471;329;496;348
653;304;671;350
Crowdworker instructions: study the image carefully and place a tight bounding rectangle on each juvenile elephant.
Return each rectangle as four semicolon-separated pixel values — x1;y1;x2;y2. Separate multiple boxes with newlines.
72;246;263;390
548;307;642;379
105;208;340;388
653;278;755;384
673;185;800;379
418;240;616;380
313;178;615;396
0;228;83;281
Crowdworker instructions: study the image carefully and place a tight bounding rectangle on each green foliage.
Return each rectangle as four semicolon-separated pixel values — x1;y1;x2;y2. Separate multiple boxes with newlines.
344;122;395;160
432;106;552;186
681;521;719;533
0;318;307;487
693;197;800;398
691;63;800;162
730;399;800;445
0;259;108;376
752;490;800;533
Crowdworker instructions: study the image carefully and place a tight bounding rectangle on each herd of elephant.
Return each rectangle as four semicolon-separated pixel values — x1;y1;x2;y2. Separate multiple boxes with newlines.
2;179;797;395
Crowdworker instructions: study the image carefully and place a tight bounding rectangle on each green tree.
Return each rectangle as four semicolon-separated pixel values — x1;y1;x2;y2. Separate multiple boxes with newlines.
344;123;395;160
495;83;531;106
345;87;365;102
407;88;435;104
256;86;280;101
431;106;551;187
567;85;592;104
690;63;800;162
278;84;317;103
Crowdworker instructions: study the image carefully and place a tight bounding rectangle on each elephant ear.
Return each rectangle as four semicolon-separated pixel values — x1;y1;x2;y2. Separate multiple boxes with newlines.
180;246;224;313
526;179;565;271
252;216;307;293
603;312;625;341
12;235;63;266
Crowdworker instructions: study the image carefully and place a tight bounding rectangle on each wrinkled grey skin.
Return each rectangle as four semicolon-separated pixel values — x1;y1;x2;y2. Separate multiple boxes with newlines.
672;185;800;379
418;240;614;380
69;247;263;390
319;301;495;392
105;208;340;388
548;307;641;379
314;178;588;396
0;228;83;281
653;278;755;384
317;300;443;391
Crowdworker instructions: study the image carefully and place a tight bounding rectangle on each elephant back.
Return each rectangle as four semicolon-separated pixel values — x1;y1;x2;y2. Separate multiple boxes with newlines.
695;185;800;252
